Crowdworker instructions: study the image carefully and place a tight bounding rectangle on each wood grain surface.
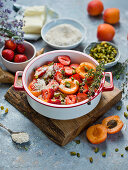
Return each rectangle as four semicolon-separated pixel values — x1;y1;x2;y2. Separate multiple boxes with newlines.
5;82;122;146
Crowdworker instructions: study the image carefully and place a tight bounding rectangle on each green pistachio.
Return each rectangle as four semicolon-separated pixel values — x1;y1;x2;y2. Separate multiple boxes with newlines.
70;152;76;156
102;152;106;157
121;154;124;157
126;105;128;111
89;157;93;163
72;69;76;74
117;106;121;110
65;82;71;88
75;140;80;144
115;148;119;152
1;106;4;110
77;153;80;158
71;77;74;81
124;112;128;118
125;146;128;151
94;147;99;153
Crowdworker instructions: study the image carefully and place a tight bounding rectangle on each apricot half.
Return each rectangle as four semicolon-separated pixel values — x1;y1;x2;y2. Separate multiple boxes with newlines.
59;78;79;94
76;62;96;79
102;115;124;134
86;124;107;144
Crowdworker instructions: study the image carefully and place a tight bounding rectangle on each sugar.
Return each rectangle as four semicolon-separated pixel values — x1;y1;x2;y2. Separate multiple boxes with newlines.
11;132;29;144
45;24;82;47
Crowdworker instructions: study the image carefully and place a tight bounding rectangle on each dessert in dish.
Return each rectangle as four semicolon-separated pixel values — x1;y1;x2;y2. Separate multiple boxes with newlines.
28;55;99;105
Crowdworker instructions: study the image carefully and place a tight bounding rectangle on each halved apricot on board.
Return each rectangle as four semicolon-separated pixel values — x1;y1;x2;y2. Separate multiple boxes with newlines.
102;115;124;134
86;124;107;144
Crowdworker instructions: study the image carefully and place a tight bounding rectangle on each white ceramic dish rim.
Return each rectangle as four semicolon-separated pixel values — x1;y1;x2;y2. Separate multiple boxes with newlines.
41;18;87;49
22;50;105;109
83;41;120;67
0;41;36;65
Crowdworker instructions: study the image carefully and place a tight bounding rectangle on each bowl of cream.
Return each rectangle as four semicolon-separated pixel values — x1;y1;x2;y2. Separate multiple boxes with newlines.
41;18;86;49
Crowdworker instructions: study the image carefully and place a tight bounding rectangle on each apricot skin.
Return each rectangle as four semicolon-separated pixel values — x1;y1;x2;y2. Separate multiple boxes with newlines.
87;0;104;16
97;23;115;41
103;8;120;24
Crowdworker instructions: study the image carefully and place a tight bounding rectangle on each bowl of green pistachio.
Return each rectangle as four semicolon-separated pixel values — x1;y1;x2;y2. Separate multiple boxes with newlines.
83;41;120;69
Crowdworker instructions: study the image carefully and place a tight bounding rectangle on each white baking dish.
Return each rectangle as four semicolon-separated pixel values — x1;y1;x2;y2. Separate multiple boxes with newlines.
14;50;114;120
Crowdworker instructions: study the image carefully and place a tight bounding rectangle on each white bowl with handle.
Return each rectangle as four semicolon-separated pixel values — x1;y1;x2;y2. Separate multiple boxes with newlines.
14;50;114;120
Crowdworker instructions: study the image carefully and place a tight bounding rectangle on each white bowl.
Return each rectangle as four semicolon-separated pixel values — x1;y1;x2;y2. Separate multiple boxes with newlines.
14;50;114;120
41;18;86;49
83;42;120;69
0;41;36;73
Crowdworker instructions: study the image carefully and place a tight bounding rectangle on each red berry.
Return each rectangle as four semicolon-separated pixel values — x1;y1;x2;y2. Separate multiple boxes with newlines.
58;55;71;65
53;63;64;72
42;89;54;100
14;54;28;63
64;66;73;76
16;44;25;54
5;40;16;51
47;80;59;91
48;99;61;104
65;95;76;105
2;49;14;61
54;71;63;83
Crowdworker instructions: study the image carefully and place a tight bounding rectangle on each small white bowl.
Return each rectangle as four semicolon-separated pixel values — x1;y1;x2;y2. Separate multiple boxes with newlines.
0;41;36;73
41;18;86;49
83;42;120;69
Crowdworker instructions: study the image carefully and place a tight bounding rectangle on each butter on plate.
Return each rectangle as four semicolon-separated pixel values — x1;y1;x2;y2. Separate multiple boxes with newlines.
22;6;47;34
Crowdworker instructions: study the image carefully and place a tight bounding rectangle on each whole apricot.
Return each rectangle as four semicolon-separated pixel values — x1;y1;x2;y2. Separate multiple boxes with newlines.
97;24;115;41
103;8;120;24
87;0;104;16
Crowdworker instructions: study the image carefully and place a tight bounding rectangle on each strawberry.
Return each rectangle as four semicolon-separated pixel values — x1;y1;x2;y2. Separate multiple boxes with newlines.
48;99;61;104
54;71;63;83
14;54;28;63
2;49;14;61
5;40;16;51
16;44;25;54
47;80;59;91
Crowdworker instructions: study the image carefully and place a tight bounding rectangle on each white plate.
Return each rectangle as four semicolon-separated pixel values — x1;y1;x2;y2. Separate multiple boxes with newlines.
13;3;59;41
41;18;87;49
83;42;120;69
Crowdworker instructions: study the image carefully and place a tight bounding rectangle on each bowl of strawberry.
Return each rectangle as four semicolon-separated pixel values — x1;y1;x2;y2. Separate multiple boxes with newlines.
14;50;114;120
1;40;36;72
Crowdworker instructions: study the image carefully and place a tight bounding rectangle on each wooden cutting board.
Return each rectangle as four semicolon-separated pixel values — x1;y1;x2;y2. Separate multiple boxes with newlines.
5;81;122;146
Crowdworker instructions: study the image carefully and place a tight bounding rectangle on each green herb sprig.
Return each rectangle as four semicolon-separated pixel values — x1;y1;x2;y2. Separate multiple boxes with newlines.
83;62;105;101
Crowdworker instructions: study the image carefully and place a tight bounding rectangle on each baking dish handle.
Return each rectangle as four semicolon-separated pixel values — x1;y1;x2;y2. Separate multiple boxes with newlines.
102;72;114;92
14;71;24;91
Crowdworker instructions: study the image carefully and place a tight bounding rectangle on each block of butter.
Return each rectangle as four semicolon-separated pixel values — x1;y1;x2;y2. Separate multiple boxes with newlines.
22;6;47;34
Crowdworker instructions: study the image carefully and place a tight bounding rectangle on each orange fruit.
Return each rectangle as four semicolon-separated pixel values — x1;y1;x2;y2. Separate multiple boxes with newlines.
87;0;104;16
86;124;107;144
102;115;124;134
76;62;96;79
103;8;120;24
97;23;115;41
59;78;79;95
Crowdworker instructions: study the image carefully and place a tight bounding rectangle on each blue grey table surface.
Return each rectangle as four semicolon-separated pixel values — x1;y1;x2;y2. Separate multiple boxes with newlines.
0;0;128;169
